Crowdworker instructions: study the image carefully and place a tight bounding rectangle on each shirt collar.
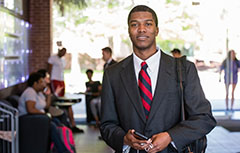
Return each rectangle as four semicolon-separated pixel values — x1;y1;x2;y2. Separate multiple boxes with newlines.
133;48;161;72
107;58;113;64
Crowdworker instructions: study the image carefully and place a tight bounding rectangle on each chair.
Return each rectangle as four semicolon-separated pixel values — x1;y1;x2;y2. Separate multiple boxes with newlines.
19;114;50;153
0;101;18;153
6;95;51;153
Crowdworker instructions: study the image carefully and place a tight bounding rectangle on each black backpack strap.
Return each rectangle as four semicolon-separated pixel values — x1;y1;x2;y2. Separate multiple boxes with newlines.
175;56;187;121
175;56;186;84
176;56;207;153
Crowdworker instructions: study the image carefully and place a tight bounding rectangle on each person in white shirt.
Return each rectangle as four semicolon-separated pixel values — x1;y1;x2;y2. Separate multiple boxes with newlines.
37;69;84;133
18;73;51;116
18;72;70;152
48;47;66;97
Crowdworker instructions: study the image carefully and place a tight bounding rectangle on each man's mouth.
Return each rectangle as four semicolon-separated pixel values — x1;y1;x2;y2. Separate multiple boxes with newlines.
137;36;148;40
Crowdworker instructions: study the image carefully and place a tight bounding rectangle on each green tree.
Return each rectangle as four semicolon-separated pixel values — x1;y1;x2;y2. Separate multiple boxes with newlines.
54;0;87;16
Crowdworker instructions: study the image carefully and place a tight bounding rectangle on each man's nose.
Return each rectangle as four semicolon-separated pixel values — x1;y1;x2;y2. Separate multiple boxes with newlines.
137;24;146;33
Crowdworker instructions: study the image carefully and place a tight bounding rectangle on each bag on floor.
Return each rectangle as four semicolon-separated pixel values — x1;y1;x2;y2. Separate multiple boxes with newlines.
51;122;76;153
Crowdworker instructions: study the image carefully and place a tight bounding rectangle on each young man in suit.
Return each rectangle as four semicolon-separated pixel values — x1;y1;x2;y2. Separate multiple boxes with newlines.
102;47;117;71
100;5;216;153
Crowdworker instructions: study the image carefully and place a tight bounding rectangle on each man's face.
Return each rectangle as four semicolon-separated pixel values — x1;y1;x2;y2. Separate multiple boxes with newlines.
44;73;50;84
128;11;159;51
172;52;181;58
102;50;110;62
58;50;66;57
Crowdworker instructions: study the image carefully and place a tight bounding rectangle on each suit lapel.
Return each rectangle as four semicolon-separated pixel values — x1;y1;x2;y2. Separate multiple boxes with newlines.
147;52;173;121
120;55;146;123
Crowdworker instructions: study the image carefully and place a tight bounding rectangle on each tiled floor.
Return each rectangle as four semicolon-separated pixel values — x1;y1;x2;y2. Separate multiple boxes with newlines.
74;124;113;153
73;124;240;153
69;66;240;152
72;94;240;153
207;126;240;153
73;109;240;153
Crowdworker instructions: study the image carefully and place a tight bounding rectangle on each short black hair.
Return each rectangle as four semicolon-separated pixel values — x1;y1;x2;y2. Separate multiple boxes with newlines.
128;5;158;27
60;47;66;52
171;48;181;54
86;69;93;74
102;47;112;55
37;69;47;78
27;72;43;87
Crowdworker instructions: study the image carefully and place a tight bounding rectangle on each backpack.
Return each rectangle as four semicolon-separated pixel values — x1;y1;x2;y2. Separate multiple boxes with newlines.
51;119;76;153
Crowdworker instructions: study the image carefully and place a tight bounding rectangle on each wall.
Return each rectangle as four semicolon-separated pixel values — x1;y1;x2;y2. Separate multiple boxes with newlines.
0;0;53;99
28;0;53;73
0;83;26;99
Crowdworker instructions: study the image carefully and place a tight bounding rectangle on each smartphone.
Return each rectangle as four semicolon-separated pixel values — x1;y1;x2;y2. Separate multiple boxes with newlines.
134;131;149;140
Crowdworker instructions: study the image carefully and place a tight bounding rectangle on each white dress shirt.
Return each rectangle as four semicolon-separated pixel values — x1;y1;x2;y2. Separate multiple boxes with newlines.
123;49;176;152
123;49;161;153
133;49;161;96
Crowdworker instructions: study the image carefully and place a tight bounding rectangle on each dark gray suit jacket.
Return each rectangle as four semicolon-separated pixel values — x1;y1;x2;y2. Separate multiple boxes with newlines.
104;59;117;70
100;51;216;153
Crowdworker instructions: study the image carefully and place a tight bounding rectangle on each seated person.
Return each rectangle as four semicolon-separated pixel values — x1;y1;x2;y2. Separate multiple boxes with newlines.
37;69;84;133
18;72;69;152
85;69;102;126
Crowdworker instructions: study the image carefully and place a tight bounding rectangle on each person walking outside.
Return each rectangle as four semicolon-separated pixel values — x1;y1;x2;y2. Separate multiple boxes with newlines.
220;50;240;111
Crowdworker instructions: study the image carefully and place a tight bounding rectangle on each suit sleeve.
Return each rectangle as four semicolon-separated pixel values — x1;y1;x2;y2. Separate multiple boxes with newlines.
167;62;216;150
100;70;126;152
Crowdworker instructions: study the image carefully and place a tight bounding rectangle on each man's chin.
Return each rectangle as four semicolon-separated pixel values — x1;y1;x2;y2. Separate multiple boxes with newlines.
135;45;150;51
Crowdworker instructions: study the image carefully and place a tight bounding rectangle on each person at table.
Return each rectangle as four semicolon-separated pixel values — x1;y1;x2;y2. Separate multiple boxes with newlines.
18;72;70;152
37;69;84;133
85;69;102;126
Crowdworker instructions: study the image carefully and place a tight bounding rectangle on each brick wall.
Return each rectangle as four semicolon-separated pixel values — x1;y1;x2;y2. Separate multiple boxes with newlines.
28;0;53;73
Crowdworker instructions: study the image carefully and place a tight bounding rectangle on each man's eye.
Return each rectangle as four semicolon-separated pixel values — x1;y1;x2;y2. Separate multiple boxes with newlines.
131;23;138;27
146;23;152;26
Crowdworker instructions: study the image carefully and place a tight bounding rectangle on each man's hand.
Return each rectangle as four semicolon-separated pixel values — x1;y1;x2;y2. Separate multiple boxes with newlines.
55;85;64;96
123;129;151;151
147;132;172;153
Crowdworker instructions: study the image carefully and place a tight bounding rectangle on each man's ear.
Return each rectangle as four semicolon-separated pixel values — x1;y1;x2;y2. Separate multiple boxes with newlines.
155;27;159;36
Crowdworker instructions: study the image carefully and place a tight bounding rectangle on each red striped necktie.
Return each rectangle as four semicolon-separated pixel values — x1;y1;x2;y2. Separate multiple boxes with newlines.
138;61;153;119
